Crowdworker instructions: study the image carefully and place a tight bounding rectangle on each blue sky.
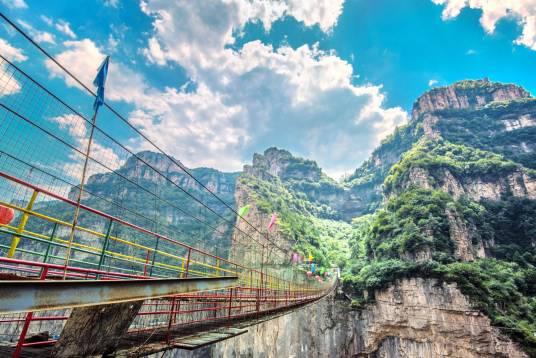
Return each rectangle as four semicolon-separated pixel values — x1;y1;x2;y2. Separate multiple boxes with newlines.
0;0;534;178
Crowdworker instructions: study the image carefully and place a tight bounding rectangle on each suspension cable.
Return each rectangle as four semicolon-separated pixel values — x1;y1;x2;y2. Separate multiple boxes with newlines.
0;12;289;256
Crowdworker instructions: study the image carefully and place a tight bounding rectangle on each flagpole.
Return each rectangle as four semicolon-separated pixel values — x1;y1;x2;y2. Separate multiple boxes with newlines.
63;108;99;277
63;56;109;278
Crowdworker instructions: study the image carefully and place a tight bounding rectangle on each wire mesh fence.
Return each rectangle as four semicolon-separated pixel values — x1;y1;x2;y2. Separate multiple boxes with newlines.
0;15;332;356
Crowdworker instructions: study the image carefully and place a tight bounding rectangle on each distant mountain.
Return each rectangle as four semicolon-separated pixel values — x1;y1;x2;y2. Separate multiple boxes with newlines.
229;147;352;269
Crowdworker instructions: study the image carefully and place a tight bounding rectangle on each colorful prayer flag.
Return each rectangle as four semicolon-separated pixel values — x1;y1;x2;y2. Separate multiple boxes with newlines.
267;213;277;230
238;205;250;217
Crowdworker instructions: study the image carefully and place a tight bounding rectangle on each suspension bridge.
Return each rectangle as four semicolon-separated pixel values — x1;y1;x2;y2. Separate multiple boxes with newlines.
0;13;333;358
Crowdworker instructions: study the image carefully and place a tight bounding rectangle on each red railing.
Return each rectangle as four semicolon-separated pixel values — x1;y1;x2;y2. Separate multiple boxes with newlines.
0;172;332;356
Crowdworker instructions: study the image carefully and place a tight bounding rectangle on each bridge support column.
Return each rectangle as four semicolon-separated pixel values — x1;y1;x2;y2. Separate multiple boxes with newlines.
51;300;143;357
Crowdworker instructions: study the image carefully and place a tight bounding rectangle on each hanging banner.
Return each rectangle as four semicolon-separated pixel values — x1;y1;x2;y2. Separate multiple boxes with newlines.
267;213;277;231
238;205;250;217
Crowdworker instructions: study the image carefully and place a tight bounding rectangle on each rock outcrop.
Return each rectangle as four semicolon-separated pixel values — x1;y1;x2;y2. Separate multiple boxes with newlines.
394;166;536;202
412;79;531;119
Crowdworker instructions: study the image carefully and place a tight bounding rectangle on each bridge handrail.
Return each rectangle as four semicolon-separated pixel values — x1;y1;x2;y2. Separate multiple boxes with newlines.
0;170;315;290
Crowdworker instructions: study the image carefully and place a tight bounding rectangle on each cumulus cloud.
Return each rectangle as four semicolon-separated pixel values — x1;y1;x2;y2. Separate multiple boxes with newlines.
46;0;408;176
49;114;124;179
0;39;27;96
428;79;438;86
138;0;407;175
17;20;55;44
432;0;536;51
44;39;149;105
0;38;28;62
55;20;77;39
0;0;27;9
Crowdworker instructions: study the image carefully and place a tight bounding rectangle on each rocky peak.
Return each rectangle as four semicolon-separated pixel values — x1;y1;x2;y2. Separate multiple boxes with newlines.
244;147;322;182
412;79;531;119
122;150;185;175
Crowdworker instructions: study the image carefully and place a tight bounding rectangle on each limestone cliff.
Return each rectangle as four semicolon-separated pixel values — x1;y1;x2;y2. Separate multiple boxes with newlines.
412;79;531;119
163;80;536;358
216;80;536;357
157;278;527;358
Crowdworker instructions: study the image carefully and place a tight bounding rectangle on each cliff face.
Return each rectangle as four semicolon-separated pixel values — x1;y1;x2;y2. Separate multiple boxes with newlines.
411;79;531;119
244;147;350;220
216;80;536;358
344;79;536;356
159;278;527;358
61;150;239;254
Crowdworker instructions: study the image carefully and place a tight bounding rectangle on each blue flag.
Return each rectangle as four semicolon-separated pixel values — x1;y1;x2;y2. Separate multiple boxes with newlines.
93;56;110;111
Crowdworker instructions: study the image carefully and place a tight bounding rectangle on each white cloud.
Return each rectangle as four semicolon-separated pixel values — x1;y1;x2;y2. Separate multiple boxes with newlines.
428;79;438;86
0;63;21;95
0;39;27;96
137;0;407;174
45;39;102;88
55;20;77;39
432;0;536;50
17;20;55;44
49;114;124;179
39;16;77;39
104;0;120;7
46;0;408;176
465;48;477;55
41;15;53;26
1;0;27;9
285;0;345;32
0;38;28;62
44;39;149;105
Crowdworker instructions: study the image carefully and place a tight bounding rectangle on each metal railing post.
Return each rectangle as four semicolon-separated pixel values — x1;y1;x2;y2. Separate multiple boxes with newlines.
149;236;160;277
13;266;48;358
97;218;114;272
42;222;58;264
183;248;191;278
8;189;38;257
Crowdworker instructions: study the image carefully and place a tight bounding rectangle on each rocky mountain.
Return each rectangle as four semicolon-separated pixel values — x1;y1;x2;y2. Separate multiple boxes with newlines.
47;79;536;356
194;79;536;357
342;79;536;356
343;78;536;217
57;150;239;256
244;147;378;222
232;147;352;269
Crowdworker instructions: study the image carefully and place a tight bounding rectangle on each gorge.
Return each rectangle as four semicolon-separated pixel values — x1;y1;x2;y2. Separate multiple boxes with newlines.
60;79;535;357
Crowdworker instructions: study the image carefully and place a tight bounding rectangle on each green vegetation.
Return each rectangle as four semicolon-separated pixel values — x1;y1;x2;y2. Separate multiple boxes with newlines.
384;139;520;192
364;188;455;260
239;174;351;269
433;99;536;169
343;189;536;353
343;258;536;355
341;94;536;352
342;121;424;215
344;156;536;354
